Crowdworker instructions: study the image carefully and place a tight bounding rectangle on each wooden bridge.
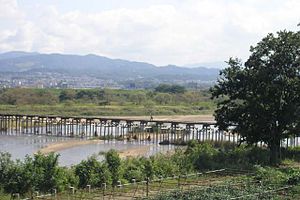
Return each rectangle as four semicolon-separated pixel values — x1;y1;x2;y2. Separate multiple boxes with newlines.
0;114;299;147
0;114;236;144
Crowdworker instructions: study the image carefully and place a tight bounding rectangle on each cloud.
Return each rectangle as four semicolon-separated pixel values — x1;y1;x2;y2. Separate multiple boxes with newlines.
0;0;299;66
0;0;20;19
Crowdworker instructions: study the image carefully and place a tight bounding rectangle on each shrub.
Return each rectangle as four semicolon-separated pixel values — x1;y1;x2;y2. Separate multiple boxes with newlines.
75;156;110;188
254;166;287;185
186;142;219;170
56;167;79;191
105;150;121;186
122;158;145;182
1;153;67;195
152;154;179;177
286;168;300;185
32;153;62;192
283;146;300;161
185;141;271;170
0;152;13;187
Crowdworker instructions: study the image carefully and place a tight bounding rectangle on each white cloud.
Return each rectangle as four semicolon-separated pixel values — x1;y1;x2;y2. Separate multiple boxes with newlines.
0;0;20;19
0;0;299;66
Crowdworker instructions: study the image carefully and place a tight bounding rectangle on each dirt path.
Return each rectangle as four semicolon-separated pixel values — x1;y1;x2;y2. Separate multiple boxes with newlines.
104;114;215;123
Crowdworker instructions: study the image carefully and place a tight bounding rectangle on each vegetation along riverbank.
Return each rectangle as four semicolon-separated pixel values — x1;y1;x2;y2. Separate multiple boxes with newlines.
0;141;300;199
0;87;215;116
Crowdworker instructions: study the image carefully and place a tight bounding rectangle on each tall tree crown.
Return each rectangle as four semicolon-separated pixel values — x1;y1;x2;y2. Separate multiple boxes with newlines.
211;30;300;148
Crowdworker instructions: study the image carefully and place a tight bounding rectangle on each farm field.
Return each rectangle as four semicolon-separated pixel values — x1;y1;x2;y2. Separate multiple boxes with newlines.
28;169;300;200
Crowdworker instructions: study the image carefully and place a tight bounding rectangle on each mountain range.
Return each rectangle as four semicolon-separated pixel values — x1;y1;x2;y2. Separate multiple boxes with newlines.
0;51;221;82
0;51;224;89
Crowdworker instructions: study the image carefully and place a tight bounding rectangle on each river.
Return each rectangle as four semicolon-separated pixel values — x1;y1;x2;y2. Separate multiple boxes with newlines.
0;134;175;166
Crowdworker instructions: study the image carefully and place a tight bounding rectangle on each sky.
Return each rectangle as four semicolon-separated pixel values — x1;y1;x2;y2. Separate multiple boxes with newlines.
0;0;299;66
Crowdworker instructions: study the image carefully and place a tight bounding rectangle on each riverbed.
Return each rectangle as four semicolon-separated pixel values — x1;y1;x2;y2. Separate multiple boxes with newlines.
0;134;175;166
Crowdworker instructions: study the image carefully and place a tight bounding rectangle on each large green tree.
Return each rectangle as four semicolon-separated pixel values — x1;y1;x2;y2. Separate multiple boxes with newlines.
211;30;300;164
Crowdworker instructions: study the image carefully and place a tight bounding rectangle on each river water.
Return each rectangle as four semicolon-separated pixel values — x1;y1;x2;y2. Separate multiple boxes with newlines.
0;134;175;166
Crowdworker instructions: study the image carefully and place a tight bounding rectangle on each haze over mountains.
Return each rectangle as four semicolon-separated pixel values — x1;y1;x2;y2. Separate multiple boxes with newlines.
0;51;221;89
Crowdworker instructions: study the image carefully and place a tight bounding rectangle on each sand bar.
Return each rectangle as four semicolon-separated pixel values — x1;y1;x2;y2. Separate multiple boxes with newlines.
119;146;150;158
38;139;151;158
39;139;103;154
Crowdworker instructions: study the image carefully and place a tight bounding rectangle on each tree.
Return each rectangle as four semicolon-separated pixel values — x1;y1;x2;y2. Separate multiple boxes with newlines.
59;90;75;102
0;152;13;187
105;150;121;187
130;92;146;105
155;84;186;94
211;30;300;165
154;93;172;105
143;100;156;115
143;159;154;180
75;156;110;188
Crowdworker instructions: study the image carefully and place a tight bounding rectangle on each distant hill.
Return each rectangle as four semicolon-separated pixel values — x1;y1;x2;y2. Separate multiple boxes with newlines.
184;62;228;69
0;51;220;82
0;51;39;60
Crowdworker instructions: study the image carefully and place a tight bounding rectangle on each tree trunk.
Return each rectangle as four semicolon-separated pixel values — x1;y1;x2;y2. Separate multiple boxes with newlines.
269;139;280;165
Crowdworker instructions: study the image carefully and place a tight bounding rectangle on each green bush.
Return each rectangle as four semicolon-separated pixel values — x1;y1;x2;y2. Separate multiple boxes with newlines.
105;150;121;186
186;142;219;170
75;156;110;188
283;147;300;161
185;141;271;170
152;153;179;177
56;167;78;191
286;168;300;185
1;152;66;196
255;166;287;185
0;140;298;197
122;158;145;182
0;152;13;188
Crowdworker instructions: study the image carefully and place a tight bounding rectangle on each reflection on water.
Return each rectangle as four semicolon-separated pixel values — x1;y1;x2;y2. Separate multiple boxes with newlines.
0;135;175;166
0;134;72;159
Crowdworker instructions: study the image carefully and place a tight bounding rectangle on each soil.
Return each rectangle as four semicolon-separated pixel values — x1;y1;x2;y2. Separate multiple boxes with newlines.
105;114;215;123
118;146;150;158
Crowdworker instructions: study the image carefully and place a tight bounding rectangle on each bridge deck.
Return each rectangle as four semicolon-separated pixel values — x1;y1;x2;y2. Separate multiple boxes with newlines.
0;114;216;125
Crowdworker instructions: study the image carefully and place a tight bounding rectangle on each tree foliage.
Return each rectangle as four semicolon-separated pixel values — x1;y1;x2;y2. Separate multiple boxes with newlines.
211;30;300;164
105;150;121;186
1;152;66;196
75;156;110;188
0;88;211;109
155;84;186;94
1;141;300;196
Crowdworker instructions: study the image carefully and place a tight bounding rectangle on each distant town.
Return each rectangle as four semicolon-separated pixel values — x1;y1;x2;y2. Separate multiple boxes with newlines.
0;51;219;89
0;71;214;89
0;72;118;89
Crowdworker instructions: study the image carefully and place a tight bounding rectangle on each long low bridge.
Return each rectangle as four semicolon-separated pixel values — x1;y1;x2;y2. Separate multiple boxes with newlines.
0;114;299;147
0;114;235;144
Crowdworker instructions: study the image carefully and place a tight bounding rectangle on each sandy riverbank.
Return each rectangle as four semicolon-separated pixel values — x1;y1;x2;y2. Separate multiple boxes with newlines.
38;139;103;154
38;139;151;158
119;146;150;158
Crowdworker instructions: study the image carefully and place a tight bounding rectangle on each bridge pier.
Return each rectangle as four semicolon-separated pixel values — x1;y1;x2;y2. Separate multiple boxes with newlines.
2;113;297;147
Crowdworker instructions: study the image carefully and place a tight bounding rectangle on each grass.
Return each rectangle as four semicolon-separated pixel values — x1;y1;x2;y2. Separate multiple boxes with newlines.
0;103;215;116
0;88;216;116
0;191;10;200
